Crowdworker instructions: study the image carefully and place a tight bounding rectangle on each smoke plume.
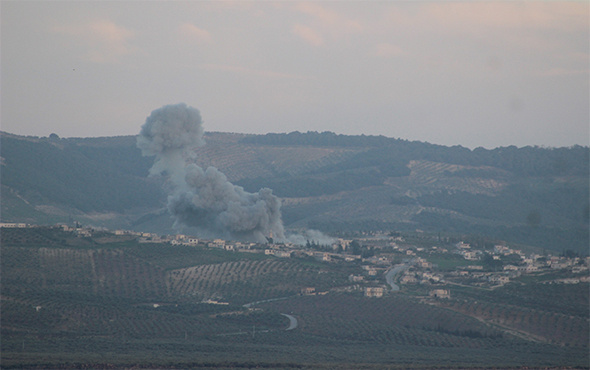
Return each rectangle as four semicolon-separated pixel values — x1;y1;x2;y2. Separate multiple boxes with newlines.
286;229;336;247
138;103;285;243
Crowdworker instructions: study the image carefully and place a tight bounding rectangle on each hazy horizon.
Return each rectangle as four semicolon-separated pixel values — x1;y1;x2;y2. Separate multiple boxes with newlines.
2;1;588;149
2;127;589;151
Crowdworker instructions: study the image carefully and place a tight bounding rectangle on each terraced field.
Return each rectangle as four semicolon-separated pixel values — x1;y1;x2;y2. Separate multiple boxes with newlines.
167;259;316;303
192;134;362;182
1;234;304;347
402;160;509;196
436;299;589;347
2;237;338;305
263;294;504;348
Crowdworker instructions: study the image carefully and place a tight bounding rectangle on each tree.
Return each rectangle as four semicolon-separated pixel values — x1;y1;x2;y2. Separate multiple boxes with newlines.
350;240;362;256
482;254;503;271
501;253;523;265
526;210;541;228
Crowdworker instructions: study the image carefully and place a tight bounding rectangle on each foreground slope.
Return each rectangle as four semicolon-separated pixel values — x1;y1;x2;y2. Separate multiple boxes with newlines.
1;227;588;368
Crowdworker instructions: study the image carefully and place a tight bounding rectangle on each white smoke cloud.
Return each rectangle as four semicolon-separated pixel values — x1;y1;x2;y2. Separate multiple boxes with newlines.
287;229;336;246
138;103;285;243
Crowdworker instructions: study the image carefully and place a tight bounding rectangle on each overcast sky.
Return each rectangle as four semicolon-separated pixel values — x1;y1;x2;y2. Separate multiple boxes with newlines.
2;1;588;148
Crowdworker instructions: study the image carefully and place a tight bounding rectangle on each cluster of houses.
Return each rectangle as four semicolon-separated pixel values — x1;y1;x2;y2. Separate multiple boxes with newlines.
396;241;589;289
0;222;95;237
4;223;588;296
399;259;445;285
0;222;29;228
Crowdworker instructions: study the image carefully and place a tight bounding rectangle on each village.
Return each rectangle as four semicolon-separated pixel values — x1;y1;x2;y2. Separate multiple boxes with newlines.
2;222;589;300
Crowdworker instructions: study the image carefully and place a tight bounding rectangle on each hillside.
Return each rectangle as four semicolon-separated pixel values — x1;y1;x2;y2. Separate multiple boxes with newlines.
1;131;588;253
1;227;587;368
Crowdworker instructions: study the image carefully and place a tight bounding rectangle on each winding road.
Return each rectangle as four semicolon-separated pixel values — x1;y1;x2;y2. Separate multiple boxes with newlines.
385;262;412;291
242;296;298;331
281;313;298;330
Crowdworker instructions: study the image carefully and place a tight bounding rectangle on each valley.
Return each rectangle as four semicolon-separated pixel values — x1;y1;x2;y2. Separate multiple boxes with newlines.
1;130;588;368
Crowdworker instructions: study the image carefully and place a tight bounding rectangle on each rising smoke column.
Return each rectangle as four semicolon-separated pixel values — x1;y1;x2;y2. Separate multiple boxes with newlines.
137;103;285;243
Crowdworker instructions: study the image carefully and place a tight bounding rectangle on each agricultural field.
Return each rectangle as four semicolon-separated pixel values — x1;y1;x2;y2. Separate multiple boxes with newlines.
422;251;477;271
432;280;589;347
1;227;588;368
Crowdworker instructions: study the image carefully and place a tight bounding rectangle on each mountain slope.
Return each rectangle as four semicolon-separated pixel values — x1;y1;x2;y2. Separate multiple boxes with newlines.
0;133;164;227
1;131;588;252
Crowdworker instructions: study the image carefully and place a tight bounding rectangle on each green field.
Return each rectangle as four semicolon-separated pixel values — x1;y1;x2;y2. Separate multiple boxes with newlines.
423;252;477;270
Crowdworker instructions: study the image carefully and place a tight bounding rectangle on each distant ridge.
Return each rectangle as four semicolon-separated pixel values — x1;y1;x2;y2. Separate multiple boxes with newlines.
1;130;588;253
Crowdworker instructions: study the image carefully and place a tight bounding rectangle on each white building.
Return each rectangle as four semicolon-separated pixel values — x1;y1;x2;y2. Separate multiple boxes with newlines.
365;287;385;298
429;289;451;299
0;223;28;228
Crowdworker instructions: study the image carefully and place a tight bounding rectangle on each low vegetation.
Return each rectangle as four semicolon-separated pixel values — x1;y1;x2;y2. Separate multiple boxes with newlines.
1;227;588;368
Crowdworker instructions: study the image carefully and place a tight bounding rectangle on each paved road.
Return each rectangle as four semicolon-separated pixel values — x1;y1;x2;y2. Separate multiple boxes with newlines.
385;263;411;291
242;296;292;308
281;313;298;330
216;313;298;337
242;296;299;331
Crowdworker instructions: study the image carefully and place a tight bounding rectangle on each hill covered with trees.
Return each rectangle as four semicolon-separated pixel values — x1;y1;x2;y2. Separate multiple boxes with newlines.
1;130;588;253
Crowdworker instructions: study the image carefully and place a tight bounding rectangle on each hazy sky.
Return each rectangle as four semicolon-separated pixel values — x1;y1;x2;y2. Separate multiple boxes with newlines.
2;1;588;148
